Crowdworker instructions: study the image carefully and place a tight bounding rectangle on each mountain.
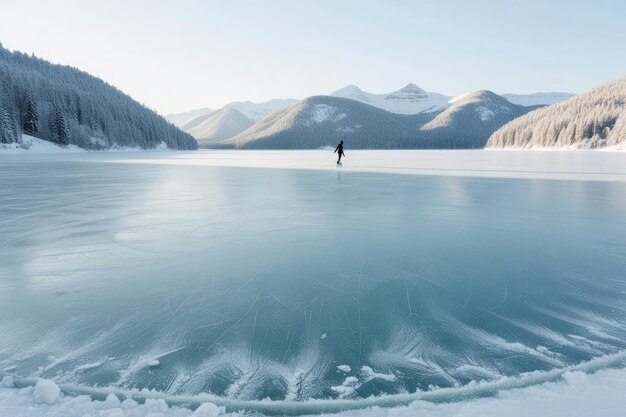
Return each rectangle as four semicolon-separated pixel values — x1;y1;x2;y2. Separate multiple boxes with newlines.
169;99;298;143
222;96;432;149
0;45;196;150
501;92;574;106
165;107;214;128
417;90;539;148
331;83;450;114
182;107;254;148
222;91;537;150
223;98;298;121
487;77;626;149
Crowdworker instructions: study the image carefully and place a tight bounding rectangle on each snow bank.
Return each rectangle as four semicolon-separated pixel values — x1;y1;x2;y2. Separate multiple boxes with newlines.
0;134;84;153
1;367;625;417
315;367;626;417
0;135;171;154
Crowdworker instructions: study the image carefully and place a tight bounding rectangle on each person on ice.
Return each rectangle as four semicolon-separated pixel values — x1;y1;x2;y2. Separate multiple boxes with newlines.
334;140;345;165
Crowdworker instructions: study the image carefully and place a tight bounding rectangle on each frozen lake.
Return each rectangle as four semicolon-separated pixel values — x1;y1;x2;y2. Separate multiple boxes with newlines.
1;150;626;414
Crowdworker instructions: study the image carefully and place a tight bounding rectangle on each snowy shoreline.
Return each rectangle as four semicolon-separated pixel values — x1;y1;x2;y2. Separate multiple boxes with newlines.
2;134;624;154
2;365;626;417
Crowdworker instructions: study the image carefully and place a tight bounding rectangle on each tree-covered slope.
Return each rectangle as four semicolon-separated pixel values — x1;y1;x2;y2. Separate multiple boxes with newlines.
487;77;626;149
417;91;539;149
223;96;433;149
0;45;196;150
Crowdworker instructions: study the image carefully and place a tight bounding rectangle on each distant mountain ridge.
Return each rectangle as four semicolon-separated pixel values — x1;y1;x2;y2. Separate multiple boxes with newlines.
487;76;626;149
165;108;214;128
183;107;254;148
223;96;431;149
331;83;450;114
0;45;197;150
167;84;575;148
501;92;575;106
222;90;536;149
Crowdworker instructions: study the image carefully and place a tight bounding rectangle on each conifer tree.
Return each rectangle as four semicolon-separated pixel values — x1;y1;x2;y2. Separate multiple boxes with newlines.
22;96;39;136
49;104;69;145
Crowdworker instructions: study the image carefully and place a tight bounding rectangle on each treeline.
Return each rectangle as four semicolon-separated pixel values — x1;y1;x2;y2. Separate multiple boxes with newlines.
487;77;626;149
0;44;197;150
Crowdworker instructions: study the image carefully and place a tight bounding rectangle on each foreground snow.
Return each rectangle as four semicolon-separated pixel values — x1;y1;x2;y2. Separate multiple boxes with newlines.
1;367;625;417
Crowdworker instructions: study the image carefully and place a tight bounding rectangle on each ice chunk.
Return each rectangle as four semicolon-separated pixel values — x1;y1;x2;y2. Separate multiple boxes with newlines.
33;379;61;404
104;393;122;408
361;366;397;382
337;365;351;373
192;402;224;417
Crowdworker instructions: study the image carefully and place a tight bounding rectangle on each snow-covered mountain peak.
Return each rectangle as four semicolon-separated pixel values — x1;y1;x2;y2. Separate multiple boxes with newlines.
332;84;364;95
330;84;450;114
392;83;427;95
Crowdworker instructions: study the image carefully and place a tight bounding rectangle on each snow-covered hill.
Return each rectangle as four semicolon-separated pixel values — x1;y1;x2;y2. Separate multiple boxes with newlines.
501;92;574;106
223;96;432;149
0;46;197;150
222;98;298;121
223;91;535;150
182;107;254;148
418;90;539;148
331;83;450;114
487;76;626;149
165;108;214;128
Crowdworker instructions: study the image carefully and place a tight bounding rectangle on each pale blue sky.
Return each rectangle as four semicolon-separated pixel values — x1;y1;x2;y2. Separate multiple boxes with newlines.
1;0;625;114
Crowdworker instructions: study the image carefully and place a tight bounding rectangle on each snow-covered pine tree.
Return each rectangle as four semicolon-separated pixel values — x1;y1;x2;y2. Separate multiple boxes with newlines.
49;104;69;145
0;104;17;144
22;96;39;136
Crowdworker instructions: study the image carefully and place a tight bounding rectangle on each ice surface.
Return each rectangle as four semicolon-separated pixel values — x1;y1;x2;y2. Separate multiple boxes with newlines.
114;149;626;182
1;150;626;415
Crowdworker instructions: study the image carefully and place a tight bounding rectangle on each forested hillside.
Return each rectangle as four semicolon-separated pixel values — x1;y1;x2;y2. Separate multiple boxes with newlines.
417;91;539;148
223;96;433;149
487;77;626;149
0;45;196;150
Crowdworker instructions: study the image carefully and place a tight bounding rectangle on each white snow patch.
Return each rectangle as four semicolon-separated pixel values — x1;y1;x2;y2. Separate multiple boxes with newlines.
321;334;327;340
337;365;351;373
360;366;397;382
306;105;346;125
192;402;225;417
476;106;496;121
104;393;122;408
0;135;84;154
33;379;61;404
331;376;360;397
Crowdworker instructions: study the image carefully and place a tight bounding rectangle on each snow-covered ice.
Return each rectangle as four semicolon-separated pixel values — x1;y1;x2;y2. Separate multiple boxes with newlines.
1;150;625;415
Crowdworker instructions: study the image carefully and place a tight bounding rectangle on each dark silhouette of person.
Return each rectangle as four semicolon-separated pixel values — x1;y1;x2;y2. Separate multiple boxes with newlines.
334;140;345;164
